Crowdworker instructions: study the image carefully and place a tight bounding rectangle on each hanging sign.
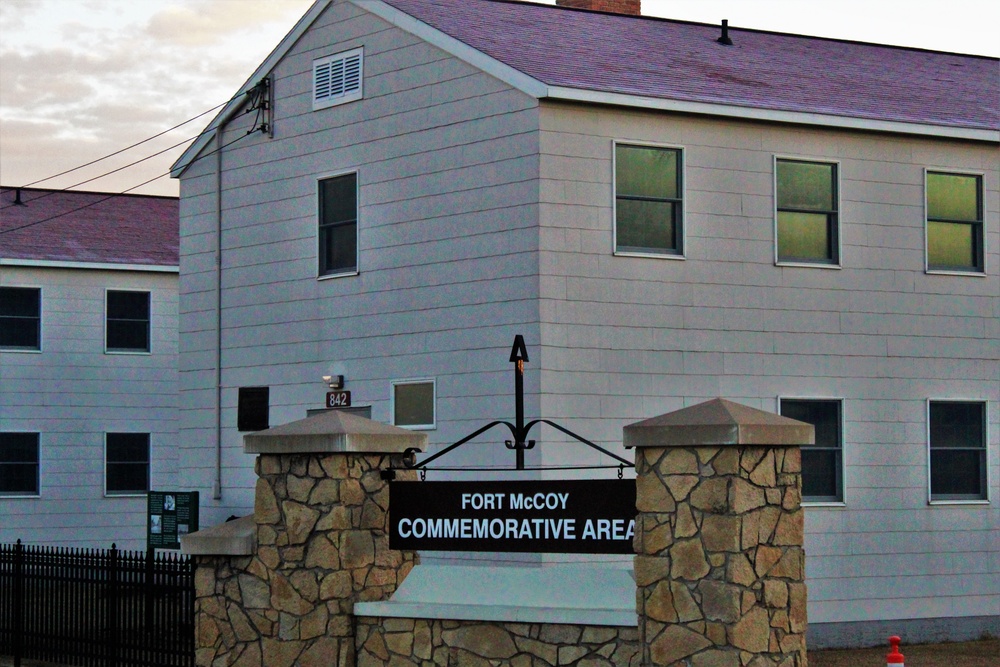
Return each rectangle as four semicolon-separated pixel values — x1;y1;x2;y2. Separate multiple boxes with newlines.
147;491;199;550
389;480;635;554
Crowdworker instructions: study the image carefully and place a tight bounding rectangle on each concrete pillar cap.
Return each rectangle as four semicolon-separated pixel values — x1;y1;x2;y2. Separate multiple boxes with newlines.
244;409;428;455
623;397;813;448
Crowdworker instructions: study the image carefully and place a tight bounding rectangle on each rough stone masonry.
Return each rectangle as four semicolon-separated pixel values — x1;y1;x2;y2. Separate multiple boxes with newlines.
628;398;810;667
193;451;419;667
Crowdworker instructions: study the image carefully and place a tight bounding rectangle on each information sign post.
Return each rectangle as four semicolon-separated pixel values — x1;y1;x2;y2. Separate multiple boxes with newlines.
147;491;200;550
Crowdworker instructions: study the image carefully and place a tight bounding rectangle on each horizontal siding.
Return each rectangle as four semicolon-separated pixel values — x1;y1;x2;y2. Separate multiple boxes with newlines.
176;0;542;526
538;102;999;624
0;267;178;549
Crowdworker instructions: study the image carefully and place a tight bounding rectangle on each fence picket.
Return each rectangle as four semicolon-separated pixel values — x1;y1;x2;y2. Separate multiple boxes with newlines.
0;541;193;667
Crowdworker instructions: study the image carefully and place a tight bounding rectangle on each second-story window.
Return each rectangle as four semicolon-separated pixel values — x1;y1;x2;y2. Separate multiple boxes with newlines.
319;173;359;277
106;290;150;353
926;171;984;273
0;287;41;351
775;159;839;265
614;144;683;256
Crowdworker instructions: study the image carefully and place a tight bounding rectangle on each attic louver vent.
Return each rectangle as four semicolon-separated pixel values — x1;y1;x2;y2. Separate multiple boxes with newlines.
313;48;363;110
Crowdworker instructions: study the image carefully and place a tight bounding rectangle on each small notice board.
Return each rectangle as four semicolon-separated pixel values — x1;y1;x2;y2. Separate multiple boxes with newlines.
147;490;199;550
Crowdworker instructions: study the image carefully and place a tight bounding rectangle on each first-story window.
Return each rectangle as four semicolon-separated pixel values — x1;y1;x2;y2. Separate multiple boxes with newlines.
928;400;987;502
106;433;150;495
106;290;150;352
775;158;839;265
319;173;358;276
1;432;40;496
926;171;984;273
238;386;270;432
779;399;843;503
0;286;41;350
391;379;436;430
614;143;683;256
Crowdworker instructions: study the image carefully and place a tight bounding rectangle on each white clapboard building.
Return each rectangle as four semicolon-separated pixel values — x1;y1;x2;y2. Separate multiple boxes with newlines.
1;187;179;550
169;0;998;645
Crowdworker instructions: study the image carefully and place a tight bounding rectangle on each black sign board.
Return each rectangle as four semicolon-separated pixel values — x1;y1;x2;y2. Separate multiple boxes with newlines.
147;491;199;550
326;391;352;408
390;480;635;554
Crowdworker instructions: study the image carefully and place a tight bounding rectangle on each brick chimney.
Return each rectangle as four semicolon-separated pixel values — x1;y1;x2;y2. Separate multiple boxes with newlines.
555;0;641;16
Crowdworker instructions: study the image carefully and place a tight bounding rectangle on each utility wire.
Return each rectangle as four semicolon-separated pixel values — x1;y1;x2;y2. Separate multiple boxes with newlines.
46;133;200;195
20;101;230;189
0;129;257;237
1;79;270;229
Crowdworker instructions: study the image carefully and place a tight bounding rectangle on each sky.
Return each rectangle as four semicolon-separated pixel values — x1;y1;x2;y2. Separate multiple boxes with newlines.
1;0;997;198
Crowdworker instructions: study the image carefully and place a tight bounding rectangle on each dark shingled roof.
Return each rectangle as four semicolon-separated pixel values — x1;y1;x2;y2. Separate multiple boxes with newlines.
0;187;179;267
383;0;999;131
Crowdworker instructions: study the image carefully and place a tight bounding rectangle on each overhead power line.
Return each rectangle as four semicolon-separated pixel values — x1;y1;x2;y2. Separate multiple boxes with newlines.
20;101;230;189
0;129;257;237
1;80;271;231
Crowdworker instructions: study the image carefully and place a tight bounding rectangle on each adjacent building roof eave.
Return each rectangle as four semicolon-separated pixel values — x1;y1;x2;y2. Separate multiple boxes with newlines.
170;0;334;178
0;258;180;273
546;87;1000;143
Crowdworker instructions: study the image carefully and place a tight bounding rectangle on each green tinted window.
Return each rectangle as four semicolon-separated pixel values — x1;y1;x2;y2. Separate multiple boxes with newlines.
615;145;682;254
927;221;975;268
777;212;830;261
926;172;982;272
927;173;980;222
776;160;838;263
777;161;835;211
394;381;435;428
616;146;678;199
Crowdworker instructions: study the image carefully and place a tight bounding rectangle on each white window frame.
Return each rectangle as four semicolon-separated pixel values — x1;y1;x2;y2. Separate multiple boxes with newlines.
0;431;41;498
105;289;151;355
104;432;150;498
773;155;842;269
313;47;364;111
926;399;990;505
777;396;846;507
0;285;43;353
390;378;437;430
317;169;360;280
612;140;687;260
923;168;986;276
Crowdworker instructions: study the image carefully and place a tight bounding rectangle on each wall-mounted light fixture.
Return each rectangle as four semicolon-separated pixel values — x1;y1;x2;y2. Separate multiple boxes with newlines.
322;375;345;390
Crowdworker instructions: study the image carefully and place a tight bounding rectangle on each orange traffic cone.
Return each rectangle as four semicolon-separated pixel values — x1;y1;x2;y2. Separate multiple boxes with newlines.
887;636;905;666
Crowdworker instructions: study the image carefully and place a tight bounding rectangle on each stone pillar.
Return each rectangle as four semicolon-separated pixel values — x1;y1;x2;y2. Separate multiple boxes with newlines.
624;398;813;667
183;410;426;667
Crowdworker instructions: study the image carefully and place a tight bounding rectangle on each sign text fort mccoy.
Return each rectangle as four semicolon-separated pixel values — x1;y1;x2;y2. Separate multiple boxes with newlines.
389;480;635;554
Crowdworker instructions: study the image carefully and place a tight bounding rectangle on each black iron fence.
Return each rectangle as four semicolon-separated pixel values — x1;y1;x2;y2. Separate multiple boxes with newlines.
0;540;194;667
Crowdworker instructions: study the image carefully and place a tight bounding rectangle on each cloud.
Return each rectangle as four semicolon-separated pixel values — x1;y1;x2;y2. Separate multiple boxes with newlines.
145;0;312;46
0;0;312;194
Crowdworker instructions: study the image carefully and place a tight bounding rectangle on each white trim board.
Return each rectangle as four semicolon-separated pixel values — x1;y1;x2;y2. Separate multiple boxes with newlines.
354;563;636;626
1;259;179;273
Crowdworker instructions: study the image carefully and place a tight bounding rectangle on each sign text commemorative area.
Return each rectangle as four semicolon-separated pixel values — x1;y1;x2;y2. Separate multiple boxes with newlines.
389;480;636;554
